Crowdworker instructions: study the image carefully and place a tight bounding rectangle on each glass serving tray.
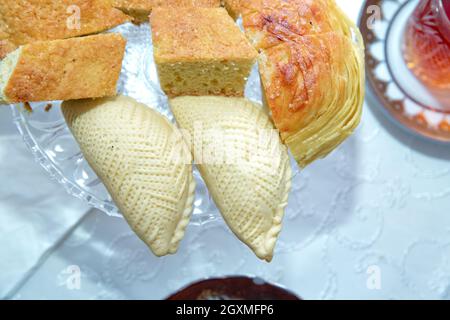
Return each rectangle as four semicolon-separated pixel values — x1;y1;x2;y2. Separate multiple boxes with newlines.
8;22;302;223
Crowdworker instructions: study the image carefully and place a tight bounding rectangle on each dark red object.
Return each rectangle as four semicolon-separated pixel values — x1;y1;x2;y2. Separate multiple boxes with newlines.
444;0;450;18
166;277;301;300
403;0;450;89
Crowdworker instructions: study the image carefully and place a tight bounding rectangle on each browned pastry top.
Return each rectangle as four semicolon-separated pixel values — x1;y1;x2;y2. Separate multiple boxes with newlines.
151;7;257;62
259;32;354;138
237;0;365;167
4;34;126;102
113;0;221;11
0;0;130;59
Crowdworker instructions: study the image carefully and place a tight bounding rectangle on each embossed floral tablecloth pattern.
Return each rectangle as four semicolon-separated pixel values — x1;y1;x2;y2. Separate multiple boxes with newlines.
1;0;450;299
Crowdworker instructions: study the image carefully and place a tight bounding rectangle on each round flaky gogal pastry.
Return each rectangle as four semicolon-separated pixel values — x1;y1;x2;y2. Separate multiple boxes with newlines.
170;96;292;262
236;0;365;168
62;95;196;257
258;31;364;167
240;0;354;50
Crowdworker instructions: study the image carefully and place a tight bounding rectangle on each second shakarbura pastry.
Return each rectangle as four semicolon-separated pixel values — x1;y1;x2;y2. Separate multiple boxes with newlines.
62;96;195;257
170;96;292;262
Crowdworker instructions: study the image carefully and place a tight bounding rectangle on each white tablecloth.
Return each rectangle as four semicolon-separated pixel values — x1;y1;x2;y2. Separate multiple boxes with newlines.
1;1;450;300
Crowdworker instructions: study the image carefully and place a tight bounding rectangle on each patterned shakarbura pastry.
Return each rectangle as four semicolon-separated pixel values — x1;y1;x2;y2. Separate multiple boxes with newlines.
239;0;365;167
62;96;196;257
170;96;292;262
0;0;130;59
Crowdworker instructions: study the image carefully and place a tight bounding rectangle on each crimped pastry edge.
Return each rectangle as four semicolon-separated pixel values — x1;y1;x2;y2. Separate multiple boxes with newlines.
246;99;292;262
260;152;292;262
158;114;197;255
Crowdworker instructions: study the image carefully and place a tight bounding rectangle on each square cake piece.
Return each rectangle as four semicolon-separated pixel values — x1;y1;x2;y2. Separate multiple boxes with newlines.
0;33;126;103
0;0;130;59
113;0;221;22
150;7;258;97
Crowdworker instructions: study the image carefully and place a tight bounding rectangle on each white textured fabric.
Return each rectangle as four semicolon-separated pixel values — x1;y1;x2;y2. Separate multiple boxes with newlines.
0;130;89;299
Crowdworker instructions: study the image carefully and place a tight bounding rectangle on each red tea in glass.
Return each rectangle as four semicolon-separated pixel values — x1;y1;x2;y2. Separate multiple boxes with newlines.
403;0;450;91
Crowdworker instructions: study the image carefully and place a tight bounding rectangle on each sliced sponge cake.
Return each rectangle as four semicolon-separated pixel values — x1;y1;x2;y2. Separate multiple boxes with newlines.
151;7;258;97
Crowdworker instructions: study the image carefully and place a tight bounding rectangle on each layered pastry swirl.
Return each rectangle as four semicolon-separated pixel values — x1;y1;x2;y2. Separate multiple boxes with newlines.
227;0;365;167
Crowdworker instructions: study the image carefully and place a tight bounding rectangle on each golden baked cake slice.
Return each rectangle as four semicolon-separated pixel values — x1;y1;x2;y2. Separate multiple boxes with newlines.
171;96;292;262
241;0;354;50
0;34;126;103
0;0;130;59
62;95;196;257
258;32;364;167
151;7;258;97
112;0;221;22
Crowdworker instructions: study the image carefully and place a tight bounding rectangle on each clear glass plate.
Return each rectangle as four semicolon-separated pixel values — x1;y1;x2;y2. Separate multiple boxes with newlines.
9;22;301;223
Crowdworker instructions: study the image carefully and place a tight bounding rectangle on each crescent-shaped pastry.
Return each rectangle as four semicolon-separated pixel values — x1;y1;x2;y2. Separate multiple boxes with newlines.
239;0;365;167
62;96;195;257
170;96;292;262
